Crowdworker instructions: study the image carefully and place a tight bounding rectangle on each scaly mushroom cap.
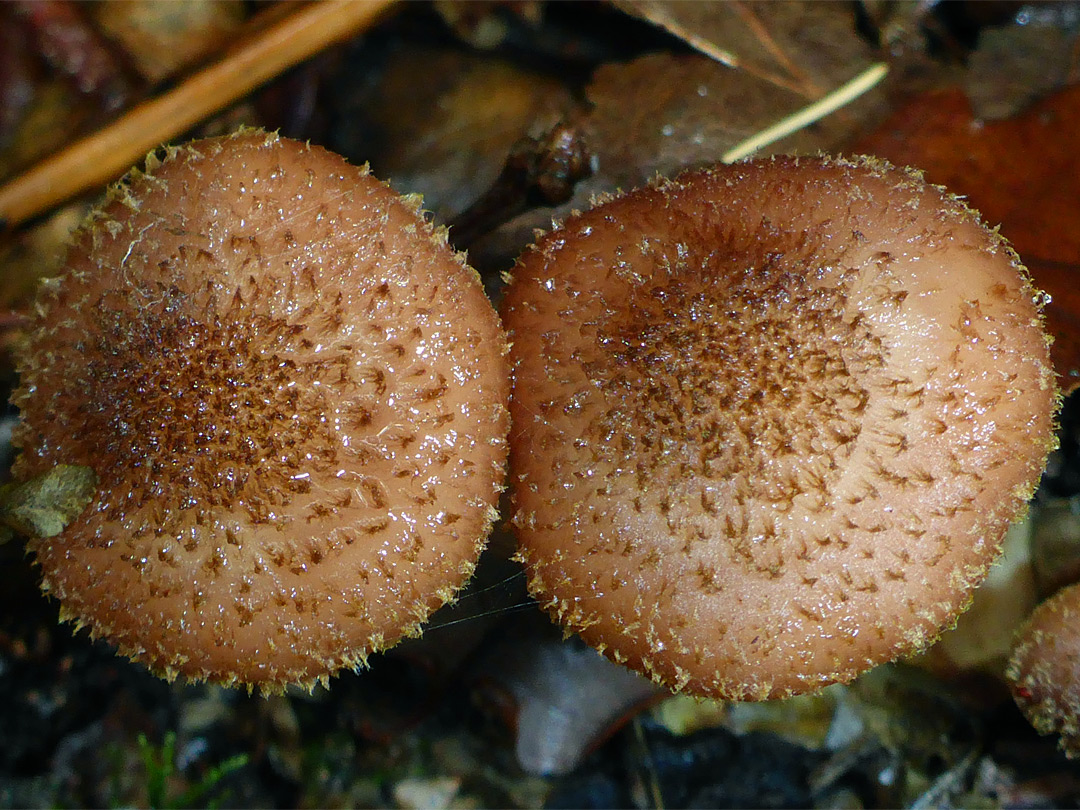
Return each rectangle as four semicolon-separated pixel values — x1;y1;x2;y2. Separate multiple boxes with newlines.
12;130;509;691
503;155;1058;701
1007;582;1080;756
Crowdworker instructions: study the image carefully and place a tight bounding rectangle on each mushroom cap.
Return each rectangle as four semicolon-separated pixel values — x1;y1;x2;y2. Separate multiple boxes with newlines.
502;155;1058;701
1007;582;1080;756
12;130;509;690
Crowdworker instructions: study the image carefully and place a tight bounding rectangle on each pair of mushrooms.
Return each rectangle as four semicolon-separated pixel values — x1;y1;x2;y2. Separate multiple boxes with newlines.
13;131;1059;707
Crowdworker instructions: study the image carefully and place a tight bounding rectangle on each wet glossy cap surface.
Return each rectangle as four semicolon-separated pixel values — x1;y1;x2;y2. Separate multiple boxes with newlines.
14;130;509;690
504;155;1057;700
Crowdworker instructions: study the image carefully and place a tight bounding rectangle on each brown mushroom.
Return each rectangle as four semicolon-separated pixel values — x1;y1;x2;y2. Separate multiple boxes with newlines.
502;155;1058;701
1007;581;1080;756
12;129;509;691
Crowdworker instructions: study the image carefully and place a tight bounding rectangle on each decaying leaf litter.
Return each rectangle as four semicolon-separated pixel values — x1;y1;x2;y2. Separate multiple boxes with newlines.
2;2;1080;807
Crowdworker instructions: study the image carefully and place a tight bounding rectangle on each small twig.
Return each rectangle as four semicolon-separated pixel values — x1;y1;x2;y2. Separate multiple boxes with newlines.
448;122;593;251
0;0;396;230
722;62;888;164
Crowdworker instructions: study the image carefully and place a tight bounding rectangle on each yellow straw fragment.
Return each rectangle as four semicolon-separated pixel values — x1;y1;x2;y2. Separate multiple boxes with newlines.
722;62;889;164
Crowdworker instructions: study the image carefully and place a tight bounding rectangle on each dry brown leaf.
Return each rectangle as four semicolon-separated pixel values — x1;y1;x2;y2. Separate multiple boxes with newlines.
584;54;793;194
340;47;576;223
615;0;877;98
470;50;886;275
583;52;876;188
